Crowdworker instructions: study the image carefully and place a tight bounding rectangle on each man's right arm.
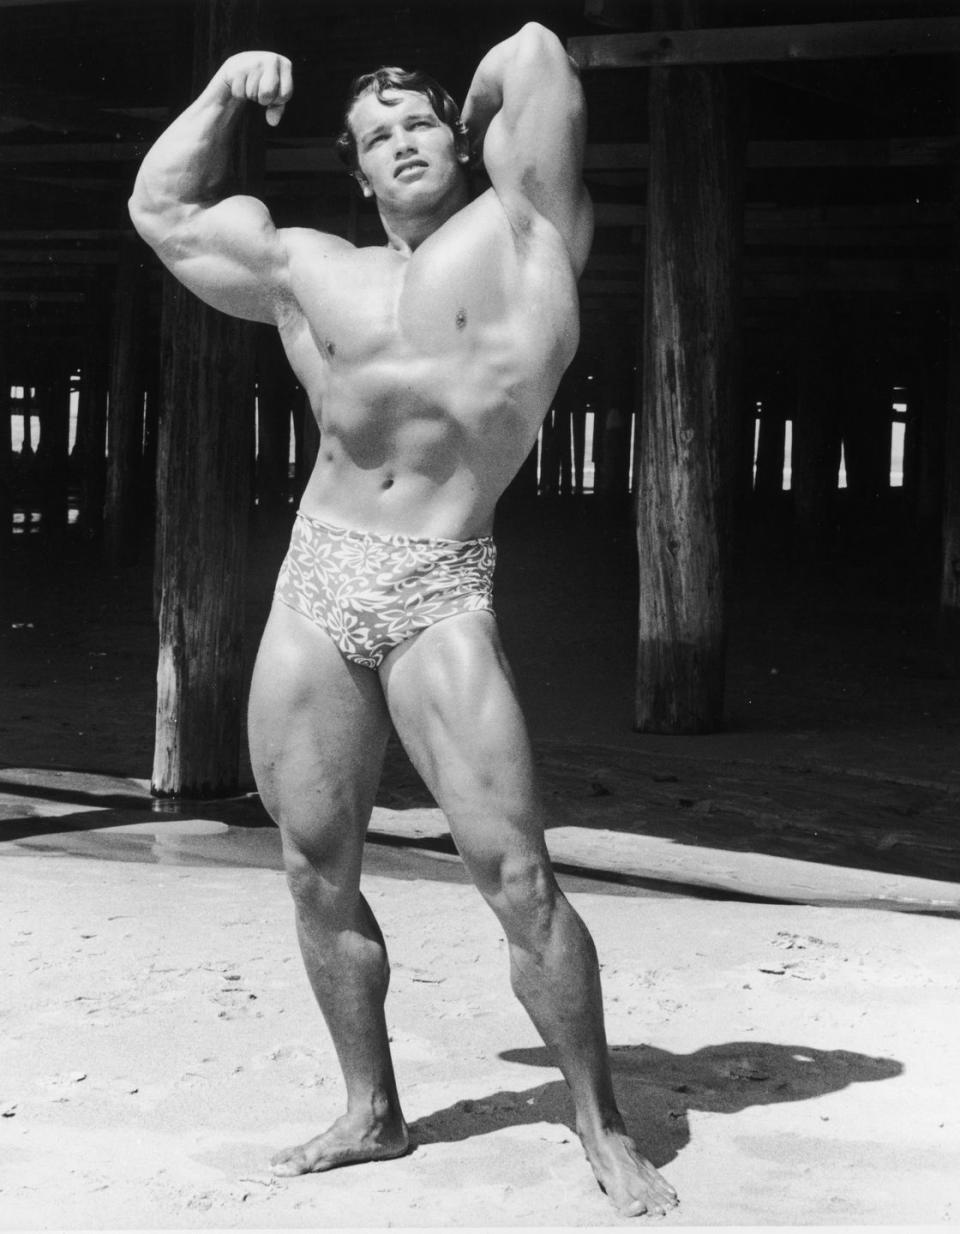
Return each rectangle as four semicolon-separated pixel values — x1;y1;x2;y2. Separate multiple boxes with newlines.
128;51;294;325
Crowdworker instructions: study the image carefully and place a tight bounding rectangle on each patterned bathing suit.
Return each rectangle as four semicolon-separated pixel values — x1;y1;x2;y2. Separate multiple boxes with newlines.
274;510;497;669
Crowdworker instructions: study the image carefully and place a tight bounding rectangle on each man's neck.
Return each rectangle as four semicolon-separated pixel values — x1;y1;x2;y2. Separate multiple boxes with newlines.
376;181;470;256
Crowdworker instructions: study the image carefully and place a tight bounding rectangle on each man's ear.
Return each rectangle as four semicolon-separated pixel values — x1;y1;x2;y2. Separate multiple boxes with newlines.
354;170;373;198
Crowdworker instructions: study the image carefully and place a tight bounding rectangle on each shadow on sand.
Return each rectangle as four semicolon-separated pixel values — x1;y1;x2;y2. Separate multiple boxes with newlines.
409;1041;902;1167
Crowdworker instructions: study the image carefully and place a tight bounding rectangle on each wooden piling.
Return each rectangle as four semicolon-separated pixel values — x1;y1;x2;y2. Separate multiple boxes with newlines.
635;37;743;733
151;0;260;798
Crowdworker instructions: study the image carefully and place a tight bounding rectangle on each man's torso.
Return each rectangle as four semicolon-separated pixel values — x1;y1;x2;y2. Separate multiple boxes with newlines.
276;188;580;539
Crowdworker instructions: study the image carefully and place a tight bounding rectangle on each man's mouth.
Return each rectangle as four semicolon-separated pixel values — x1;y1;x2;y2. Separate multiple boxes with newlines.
394;160;428;179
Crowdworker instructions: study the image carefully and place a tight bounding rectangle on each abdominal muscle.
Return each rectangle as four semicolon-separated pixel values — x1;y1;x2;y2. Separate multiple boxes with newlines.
292;325;565;542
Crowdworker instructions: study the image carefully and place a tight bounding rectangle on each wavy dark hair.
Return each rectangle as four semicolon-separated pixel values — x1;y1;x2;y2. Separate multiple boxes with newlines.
334;66;468;171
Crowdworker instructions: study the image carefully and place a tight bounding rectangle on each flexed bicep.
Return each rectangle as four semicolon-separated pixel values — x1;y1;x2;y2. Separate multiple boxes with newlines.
463;24;593;272
149;193;292;324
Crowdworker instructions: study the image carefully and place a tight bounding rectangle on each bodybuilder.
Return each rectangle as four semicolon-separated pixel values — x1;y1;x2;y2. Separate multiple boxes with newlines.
129;23;677;1218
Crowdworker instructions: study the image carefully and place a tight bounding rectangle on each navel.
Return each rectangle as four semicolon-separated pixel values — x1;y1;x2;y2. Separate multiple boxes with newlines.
381;473;395;490
455;308;467;331
325;338;336;357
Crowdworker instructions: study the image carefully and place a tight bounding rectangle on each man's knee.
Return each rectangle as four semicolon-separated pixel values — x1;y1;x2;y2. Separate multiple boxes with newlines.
481;850;559;938
281;836;362;922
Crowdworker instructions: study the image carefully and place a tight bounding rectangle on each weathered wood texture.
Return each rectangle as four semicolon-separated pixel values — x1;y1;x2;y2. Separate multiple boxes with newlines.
151;0;259;798
635;59;742;733
103;235;146;566
570;18;960;70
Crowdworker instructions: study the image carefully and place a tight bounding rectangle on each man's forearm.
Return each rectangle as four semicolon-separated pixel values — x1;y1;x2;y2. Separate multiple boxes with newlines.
461;24;572;152
461;34;513;154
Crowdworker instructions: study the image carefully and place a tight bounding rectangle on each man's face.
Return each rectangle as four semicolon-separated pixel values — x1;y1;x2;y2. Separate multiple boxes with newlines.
349;88;465;210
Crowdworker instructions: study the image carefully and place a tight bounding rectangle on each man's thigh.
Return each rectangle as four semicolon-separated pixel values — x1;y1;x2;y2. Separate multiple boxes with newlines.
249;600;391;864
379;612;547;875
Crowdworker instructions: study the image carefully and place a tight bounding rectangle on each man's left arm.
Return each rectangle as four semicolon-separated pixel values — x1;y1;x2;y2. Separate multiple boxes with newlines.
461;23;593;273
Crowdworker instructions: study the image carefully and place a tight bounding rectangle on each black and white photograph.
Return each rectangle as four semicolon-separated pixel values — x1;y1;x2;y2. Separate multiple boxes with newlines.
1;0;958;1227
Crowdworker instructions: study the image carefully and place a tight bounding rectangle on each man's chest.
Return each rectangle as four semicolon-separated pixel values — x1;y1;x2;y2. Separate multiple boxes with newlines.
287;199;530;369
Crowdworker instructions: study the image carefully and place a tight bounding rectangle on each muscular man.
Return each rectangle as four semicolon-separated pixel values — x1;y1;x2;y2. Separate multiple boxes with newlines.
129;24;677;1218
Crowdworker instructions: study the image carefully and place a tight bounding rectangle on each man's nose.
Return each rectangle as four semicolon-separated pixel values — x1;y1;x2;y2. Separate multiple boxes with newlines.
393;129;416;156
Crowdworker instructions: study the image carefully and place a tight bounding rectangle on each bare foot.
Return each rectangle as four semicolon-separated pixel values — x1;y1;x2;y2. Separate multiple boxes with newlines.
270;1109;410;1176
579;1124;679;1218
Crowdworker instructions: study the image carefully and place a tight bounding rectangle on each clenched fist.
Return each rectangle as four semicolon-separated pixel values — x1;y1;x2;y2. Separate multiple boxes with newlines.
218;51;293;127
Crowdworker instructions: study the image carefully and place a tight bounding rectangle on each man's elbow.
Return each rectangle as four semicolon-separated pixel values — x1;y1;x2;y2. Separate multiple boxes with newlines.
128;184;182;254
513;22;581;101
128;186;159;246
516;22;569;68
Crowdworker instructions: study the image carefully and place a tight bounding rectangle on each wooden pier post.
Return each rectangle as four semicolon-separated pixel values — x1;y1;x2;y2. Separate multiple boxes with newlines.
635;22;743;733
151;0;260;798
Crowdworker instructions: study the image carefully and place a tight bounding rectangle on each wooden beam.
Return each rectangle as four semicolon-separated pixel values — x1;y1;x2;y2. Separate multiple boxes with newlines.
0;87;156;140
0;291;84;302
0;229;128;241
0;249;117;263
0;142;147;163
584;136;960;170
581;259;947;297
3;136;958;171
570;18;960;70
592;201;952;235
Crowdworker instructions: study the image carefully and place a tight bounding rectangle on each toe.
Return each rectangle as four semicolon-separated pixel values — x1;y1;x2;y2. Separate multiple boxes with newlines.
270;1149;307;1176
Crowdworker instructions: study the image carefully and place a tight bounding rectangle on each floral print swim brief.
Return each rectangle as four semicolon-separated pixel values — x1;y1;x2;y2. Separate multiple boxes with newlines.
274;510;497;669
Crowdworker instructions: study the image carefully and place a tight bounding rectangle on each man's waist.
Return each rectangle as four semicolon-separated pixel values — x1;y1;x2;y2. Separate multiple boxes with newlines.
300;464;495;542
